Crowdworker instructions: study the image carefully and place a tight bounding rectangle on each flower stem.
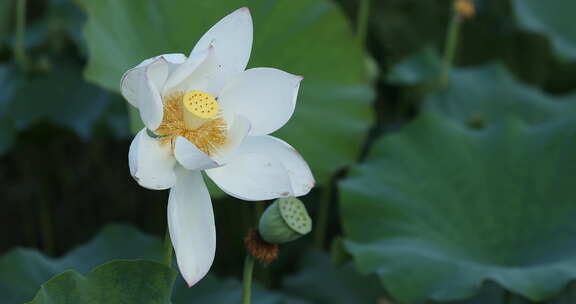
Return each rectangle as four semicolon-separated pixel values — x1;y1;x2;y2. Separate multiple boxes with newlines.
163;228;173;267
313;183;333;249
242;254;255;304
356;0;371;47
14;0;29;69
440;12;462;87
253;202;271;286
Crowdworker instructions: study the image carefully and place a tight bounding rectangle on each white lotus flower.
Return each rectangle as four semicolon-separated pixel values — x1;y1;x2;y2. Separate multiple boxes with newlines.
121;7;314;287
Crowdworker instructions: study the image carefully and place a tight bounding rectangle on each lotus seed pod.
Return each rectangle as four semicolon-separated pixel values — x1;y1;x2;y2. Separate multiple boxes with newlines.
258;197;312;244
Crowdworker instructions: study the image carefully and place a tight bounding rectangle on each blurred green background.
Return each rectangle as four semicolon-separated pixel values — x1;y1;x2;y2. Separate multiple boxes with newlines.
1;0;576;303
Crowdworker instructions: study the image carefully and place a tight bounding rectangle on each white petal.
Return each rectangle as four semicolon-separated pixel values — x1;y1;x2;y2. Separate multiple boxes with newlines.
237;135;314;197
212;115;251;163
206;152;293;201
159;53;187;65
191;7;253;75
218;68;303;135
134;53;187;69
168;169;215;287
164;48;212;94
174;136;219;170
128;128;176;190
121;56;170;130
174;46;224;96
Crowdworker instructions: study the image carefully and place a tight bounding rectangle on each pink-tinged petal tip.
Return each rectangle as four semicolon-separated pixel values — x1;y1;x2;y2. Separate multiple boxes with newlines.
293;75;304;86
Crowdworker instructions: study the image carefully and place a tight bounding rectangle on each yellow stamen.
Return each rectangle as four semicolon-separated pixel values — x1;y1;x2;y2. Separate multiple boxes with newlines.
155;91;227;156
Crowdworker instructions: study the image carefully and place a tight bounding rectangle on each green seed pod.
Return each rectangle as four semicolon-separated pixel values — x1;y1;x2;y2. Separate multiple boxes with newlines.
258;197;312;244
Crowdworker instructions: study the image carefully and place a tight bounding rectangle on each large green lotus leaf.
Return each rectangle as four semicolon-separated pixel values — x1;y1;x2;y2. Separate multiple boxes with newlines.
512;0;576;61
1;223;289;304
423;63;576;126
283;250;384;303
27;260;176;304
172;276;311;304
0;224;163;303
1;224;378;304
76;0;373;185
0;224;268;304
173;250;384;303
433;282;576;304
339;114;576;303
387;50;576;126
435;283;576;304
